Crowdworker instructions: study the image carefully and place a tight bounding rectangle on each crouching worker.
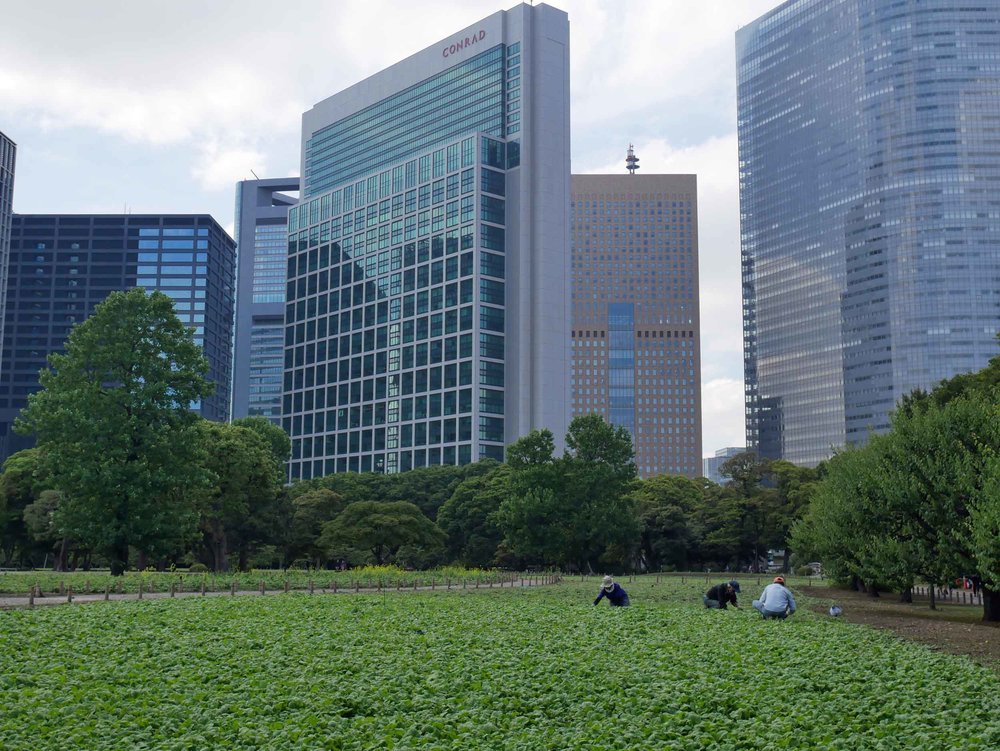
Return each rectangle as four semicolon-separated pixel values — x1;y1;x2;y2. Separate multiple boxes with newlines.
752;576;796;620
704;580;741;609
594;575;630;607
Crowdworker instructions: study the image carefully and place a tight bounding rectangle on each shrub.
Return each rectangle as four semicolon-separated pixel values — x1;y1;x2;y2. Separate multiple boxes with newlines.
188;563;209;573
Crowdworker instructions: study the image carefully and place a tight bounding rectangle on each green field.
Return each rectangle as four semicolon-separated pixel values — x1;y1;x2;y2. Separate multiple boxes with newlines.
1;579;997;750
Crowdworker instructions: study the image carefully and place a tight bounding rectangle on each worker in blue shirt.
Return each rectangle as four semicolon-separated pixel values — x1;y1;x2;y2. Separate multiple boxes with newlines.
753;576;797;619
594;575;630;607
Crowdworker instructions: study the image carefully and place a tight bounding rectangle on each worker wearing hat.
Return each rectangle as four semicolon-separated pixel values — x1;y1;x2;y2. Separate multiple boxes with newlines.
752;576;797;619
704;580;741;609
593;575;630;607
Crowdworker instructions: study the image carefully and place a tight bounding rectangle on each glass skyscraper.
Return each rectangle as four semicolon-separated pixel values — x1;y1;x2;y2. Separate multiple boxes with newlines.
738;0;1000;465
570;174;702;477
232;177;299;422
286;3;570;480
0;131;15;380
0;214;235;463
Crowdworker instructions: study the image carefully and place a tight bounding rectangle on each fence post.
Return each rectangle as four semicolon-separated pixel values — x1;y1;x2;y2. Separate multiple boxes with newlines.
230;581;236;596
170;583;176;598
104;585;110;601
309;580;314;595
28;588;34;609
284;580;290;594
59;581;65;596
138;582;143;600
333;580;338;594
259;580;265;595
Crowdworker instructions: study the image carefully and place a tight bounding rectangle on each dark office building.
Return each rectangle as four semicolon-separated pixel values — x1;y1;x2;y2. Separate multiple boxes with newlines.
0;214;236;462
232;177;299;422
738;0;1000;465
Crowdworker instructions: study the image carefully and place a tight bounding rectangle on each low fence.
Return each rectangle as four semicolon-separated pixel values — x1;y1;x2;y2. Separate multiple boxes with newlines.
911;584;983;606
5;572;563;610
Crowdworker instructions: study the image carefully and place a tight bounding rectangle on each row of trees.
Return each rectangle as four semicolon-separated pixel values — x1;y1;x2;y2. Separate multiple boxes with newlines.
0;287;820;579
791;346;1000;621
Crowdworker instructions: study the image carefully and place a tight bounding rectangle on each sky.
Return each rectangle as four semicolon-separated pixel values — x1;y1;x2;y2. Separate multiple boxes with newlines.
0;0;779;459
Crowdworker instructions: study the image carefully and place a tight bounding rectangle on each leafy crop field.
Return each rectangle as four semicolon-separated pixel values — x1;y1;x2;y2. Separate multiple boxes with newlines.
1;579;997;750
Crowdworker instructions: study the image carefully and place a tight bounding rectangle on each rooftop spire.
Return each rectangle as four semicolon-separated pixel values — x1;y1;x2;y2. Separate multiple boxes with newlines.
626;144;640;175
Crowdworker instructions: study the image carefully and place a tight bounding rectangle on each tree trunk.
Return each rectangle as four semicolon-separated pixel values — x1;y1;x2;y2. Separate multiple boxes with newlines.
899;587;913;603
137;550;149;571
929;584;936;611
237;547;249;573
982;586;1000;623
866;582;880;598
109;540;129;576
55;538;69;572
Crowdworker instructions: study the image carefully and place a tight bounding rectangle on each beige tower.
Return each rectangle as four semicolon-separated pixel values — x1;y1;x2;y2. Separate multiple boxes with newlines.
570;167;701;477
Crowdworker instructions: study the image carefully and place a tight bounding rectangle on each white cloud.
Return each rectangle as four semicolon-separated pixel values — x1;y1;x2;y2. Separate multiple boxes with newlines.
192;139;268;192
702;378;747;455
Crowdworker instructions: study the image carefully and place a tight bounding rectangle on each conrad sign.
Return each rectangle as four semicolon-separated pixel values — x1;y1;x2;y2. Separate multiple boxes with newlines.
442;29;487;58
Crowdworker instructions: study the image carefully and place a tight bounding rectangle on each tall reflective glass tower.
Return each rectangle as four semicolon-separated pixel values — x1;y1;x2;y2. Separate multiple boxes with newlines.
738;0;1000;465
232;177;299;422
287;3;570;480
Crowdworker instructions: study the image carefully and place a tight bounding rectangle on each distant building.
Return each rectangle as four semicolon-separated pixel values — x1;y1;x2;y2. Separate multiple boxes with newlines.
738;0;1000;465
0;131;15;380
0;214;235;463
285;3;570;480
231;177;299;422
703;446;746;485
571;172;702;477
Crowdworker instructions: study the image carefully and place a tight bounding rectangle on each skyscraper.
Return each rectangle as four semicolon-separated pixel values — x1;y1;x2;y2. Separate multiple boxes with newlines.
0;131;15;379
0;214;235;463
570;173;702;477
285;3;570;480
737;0;1000;465
232;177;299;422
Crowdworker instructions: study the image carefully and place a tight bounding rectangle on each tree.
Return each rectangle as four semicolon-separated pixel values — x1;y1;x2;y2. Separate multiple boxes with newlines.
286;488;345;567
16;289;213;574
197;421;283;572
318;501;445;566
232;416;291;471
0;449;49;567
631;474;703;571
496;417;640;571
436;466;508;568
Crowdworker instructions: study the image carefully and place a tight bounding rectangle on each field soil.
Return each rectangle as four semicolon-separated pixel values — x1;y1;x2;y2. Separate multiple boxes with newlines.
802;585;1000;672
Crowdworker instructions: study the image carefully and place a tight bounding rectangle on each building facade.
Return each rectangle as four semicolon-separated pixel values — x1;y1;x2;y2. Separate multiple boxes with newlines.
737;0;1000;465
0;131;15;381
570;173;702;477
285;3;570;480
232;177;299;422
702;446;746;485
0;214;235;463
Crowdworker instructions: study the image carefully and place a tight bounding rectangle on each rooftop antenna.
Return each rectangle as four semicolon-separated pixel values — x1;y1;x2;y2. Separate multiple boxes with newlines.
250;169;260;180
626;143;640;175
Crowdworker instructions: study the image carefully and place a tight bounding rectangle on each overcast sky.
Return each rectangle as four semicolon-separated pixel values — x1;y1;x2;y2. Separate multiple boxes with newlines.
0;0;778;458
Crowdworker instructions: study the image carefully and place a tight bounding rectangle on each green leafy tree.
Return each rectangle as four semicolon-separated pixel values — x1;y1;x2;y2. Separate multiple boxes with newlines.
286;488;346;567
497;417;640;571
631;474;703;571
197;421;283;572
436;465;508;568
318;501;445;565
232;416;291;471
15;289;213;574
0;449;50;567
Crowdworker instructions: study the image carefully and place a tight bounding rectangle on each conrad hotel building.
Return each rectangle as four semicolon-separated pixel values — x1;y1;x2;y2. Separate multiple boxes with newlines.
284;4;570;479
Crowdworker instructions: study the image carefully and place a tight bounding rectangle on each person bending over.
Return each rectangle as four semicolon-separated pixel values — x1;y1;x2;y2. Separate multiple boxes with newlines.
594;575;630;607
704;580;741;609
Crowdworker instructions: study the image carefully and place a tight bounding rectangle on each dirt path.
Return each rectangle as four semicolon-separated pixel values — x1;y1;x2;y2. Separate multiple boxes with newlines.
801;585;1000;672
